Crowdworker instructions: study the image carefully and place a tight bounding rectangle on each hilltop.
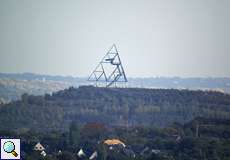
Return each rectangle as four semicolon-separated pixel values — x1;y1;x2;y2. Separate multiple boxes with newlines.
1;73;230;103
0;86;230;132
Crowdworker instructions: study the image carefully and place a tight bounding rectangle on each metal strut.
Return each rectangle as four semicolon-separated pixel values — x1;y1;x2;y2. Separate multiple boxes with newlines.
88;44;128;87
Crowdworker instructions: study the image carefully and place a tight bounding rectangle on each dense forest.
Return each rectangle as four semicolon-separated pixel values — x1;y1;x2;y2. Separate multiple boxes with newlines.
0;86;230;132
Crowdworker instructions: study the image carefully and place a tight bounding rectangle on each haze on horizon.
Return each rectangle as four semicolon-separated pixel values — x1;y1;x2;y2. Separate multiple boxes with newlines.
0;0;230;78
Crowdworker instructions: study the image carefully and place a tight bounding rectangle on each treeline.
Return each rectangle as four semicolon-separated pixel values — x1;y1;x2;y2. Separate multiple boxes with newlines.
0;86;230;132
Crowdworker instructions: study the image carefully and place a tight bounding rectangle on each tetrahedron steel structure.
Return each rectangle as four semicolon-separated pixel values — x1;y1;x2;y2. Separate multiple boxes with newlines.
88;44;128;87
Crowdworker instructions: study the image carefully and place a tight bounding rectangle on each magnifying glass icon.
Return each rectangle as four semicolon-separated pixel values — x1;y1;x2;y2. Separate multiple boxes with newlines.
3;141;18;157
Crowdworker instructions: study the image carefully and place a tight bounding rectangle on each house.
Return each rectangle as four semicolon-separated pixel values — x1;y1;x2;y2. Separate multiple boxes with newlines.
34;142;45;151
58;150;62;155
104;139;126;147
40;151;47;157
77;148;86;158
89;151;98;160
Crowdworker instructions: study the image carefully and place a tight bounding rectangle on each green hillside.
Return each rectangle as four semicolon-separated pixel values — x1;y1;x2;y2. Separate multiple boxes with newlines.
0;86;230;132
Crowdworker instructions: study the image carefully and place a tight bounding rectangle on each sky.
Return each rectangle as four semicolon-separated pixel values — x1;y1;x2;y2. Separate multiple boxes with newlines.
0;0;230;77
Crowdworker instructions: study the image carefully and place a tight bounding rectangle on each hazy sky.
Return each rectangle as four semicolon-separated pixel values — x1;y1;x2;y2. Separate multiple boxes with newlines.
0;0;230;77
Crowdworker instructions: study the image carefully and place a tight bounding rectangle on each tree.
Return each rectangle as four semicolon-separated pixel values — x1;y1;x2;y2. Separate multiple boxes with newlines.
69;121;80;148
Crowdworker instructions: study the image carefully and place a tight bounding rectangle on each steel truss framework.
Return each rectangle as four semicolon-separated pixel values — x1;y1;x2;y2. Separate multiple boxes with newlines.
88;44;128;87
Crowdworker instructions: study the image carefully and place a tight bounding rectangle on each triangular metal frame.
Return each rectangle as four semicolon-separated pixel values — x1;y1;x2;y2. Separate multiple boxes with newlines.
88;44;128;87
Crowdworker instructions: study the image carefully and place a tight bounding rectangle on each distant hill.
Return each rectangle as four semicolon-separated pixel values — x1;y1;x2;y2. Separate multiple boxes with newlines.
1;73;230;103
0;73;87;103
127;77;230;93
0;86;230;132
